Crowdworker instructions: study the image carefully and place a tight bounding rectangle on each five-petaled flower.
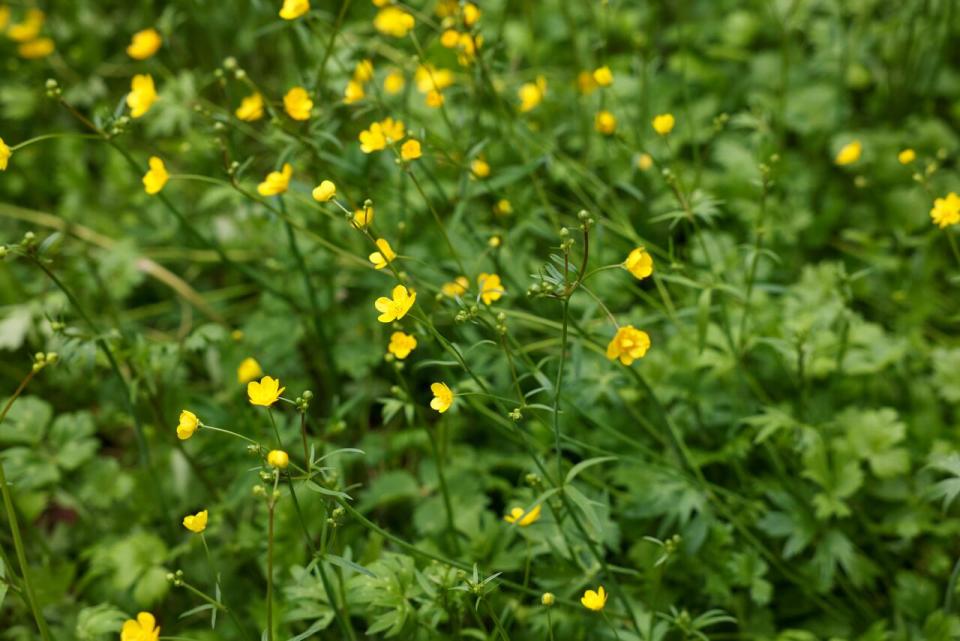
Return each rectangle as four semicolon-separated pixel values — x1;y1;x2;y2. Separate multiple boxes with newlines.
237;357;263;384
127;74;158;118
369;239;397;270
835;140;861;166
121;611;160;641
388;331;417;359
593;66;613;87
359;117;407;153
931;192;960;229
652;113;675;136
257;163;293;196
606;325;651;365
504;504;541;526
0;137;12;171
898;148;916;165
127;28;161;60
7;9;44;42
478;273;504;305
471;158;490;179
624;247;653;280
284;86;313;120
177;410;199;440
401;139;422;161
279;0;309;20
518;76;547;112
430;382;454;413
373;6;415;37
267;449;290;469
142;157;169;195
595;110;616;135
312;180;336;202
442;276;469;297
375;285;416;323
182;509;208;533
581;586;607;611
248;375;285;406
236;93;264;121
18;38;54;59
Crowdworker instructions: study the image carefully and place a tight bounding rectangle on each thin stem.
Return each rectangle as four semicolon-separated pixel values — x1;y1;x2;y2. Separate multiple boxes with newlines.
552;298;570;483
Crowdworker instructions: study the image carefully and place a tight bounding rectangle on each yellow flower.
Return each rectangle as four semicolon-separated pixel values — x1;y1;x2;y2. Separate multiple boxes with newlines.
425;90;445;108
18;37;54;59
430;382;454;413
0;138;10;171
503;504;541;526
257;163;293;196
375;285;416;323
931;192;960;229
518;76;546;112
606;325;651;365
478;273;504;305
652;113;675;136
7;8;44;42
593;65;613;87
353;205;374;228
121;612;160;641
441;29;460;48
359;122;387;153
353;59;374;83
494;199;512;216
369;238;397;269
0;6;10;31
435;0;458;17
235;93;264;121
312;180;336;202
374;6;415;37
455;32;481;65
637;153;654;171
581;586;607;611
176;410;200;440
182;509;208;533
127;28;162;60
248;375;285;406
624;247;653;279
284;86;313;120
279;0;310;20
488;234;501;248
442;276;469;297
384;70;405;94
595;110;616;135
835;140;861;166
898;148;916;165
471;158;490;179
381;117;406;143
577;70;598;95
416;65;455;93
462;2;481;26
401;139;422;161
344;80;365;104
127;74;158;119
542;593;555;606
388;331;417;359
142;157;169;195
267;449;290;468
237;357;264;384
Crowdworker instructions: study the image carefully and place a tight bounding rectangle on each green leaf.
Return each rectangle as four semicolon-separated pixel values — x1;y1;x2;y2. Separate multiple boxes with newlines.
75;603;128;640
565;456;617;485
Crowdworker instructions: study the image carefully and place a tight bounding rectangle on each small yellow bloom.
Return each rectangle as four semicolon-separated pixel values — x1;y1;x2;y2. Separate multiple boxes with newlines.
384;70;405;94
518;76;547;112
606;325;651;366
231;329;245;341
388;331;417;359
595;110;616;135
637;153;654;171
375;285;416;323
462;2;480;26
182;509;208;533
652;113;675;136
495;199;512;216
354;205;374;228
593;66;614;87
369;238;397;269
0;138;10;171
577;71;598;95
127;28;162;60
931;192;960;229
7;8;44;43
18;37;54;59
284;86;313;120
488;235;501;248
237;357;264;384
435;0;458;16
581;586;608;611
542;593;555;606
312;180;336;202
0;6;10;31
624;247;653;279
442;276;469;297
344;80;365;104
248;375;286;406
835;140;861;166
267;449;290;469
441;29;461;48
127;74;158;119
177;410;200;440
121;612;160;641
142;157;169;195
380;117;406;143
425;90;445;108
898;148;916;165
257;163;293;197
471;158;490;179
478;273;504;305
374;6;415;37
401;139;422;161
430;382;454;413
503;504;541;526
353;59;374;82
279;0;310;20
359;122;387;153
235;93;264;121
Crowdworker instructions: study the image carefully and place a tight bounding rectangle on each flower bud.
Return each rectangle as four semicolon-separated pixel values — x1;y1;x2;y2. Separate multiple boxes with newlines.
541;592;555;606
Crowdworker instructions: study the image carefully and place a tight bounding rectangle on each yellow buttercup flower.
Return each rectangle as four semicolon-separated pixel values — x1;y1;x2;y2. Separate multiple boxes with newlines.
478;273;504;305
593;66;613;87
236;93;264;121
430;382;454;413
388;331;417;359
312;180;336;202
425;90;445;108
248;375;285;406
384;70;405;94
462;2;480;26
353;59;374;82
182;509;208;533
7;8;44;42
374;6;415;37
127;28;162;60
0;6;9;31
415;65;454;94
637;153;654;171
581;586;607;611
359;122;387;153
369;238;397;270
624;247;653;279
577;70;598;95
898;148;916;165
401;139;422;161
279;0;310;20
257;163;293;196
0;138;10;171
127;74;158;118
375;285;416;323
442;276;469;297
595;110;616;135
606;325;651;365
503;504;541;526
494;199;512;216
344;80;365;104
441;29;460;48
835;140;861;166
177;410;200;440
518;76;547;112
353;205;374;228
237;357;263;384
471;158;490;179
931;192;960;229
267;449;290;469
284;86;313;120
142;157;169;195
380;117;406;142
121;612;160;641
652;113;675;136
18;38;54;59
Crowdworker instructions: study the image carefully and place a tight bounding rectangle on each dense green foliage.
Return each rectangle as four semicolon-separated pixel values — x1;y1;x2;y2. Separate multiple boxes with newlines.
2;1;960;640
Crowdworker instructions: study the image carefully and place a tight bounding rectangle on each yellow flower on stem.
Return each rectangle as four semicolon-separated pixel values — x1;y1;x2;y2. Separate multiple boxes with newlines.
835;140;861;166
577;71;598;95
121;612;160;641
401;139;422;161
257;163;293;196
235;93;264;121
373;6;415;37
283;86;313;120
176;410;200;440
127;74;158;118
503;504;541;526
142;157;169;195
267;449;290;469
624;247;653;279
593;65;613;87
931;192;960;229
182;509;208;533
430;382;454;413
0;138;12;171
442;276;469;297
471;158;490;179
637;153;654;171
478;273;504;304
384;70;405;94
237;357;263;384
441;29;460;48
375;285;416;323
652;113;675;136
898;148;916;165
344;80;365;104
353;205;374;228
18;38;54;59
353;59;374;82
595;110;616;135
388;331;417;359
425;90;444;108
312;180;336;202
0;6;9;31
7;8;44;42
462;2;481;26
248;375;285;406
415;65;454;93
518;76;546;112
369;238;397;270
127;28;162;60
494;199;512;216
279;0;310;20
359;122;387;153
606;325;651;365
581;586;608;611
380;117;406;143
